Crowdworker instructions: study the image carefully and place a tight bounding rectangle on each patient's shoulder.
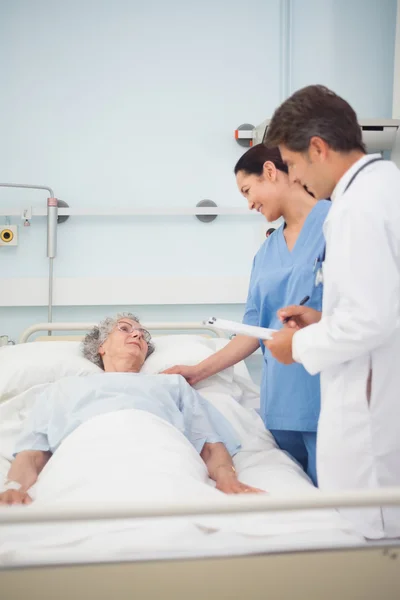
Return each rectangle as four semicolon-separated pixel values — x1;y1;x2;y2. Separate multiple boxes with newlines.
49;372;104;390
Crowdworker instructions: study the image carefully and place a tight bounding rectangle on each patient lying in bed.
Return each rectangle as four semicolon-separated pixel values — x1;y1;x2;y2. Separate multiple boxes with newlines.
0;313;262;506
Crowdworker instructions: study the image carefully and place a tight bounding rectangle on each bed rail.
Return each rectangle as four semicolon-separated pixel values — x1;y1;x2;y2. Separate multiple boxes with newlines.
1;487;400;526
19;321;227;343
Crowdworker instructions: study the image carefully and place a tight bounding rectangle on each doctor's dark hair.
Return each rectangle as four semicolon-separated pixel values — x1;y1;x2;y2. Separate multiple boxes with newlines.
81;312;155;370
234;144;289;176
265;84;366;153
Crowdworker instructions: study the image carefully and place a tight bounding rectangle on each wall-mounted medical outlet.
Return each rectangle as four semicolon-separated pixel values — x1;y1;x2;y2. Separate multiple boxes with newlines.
0;225;18;246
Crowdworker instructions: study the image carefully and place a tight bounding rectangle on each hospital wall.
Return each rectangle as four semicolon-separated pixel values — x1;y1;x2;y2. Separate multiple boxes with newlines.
0;0;397;381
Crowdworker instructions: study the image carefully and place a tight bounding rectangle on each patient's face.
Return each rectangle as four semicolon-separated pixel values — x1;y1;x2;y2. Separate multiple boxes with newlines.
99;319;149;370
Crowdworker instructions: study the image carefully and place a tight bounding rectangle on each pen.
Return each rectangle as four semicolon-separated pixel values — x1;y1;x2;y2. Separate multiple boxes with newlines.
283;295;310;324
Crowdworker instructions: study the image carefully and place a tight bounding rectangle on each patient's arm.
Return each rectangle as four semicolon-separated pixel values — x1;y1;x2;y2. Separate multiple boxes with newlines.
8;450;51;491
0;450;51;505
200;442;263;494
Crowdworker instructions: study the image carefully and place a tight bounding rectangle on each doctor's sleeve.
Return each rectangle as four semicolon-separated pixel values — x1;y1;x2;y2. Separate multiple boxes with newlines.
177;377;241;456
293;201;400;375
13;386;52;456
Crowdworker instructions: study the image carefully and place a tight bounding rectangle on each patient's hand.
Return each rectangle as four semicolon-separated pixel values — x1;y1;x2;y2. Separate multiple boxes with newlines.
0;490;32;505
215;470;264;495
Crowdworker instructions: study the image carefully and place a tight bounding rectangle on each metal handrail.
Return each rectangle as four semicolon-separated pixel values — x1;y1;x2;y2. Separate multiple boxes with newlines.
1;487;400;525
19;321;226;343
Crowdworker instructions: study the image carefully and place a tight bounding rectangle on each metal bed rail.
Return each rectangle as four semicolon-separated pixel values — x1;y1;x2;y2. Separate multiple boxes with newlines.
19;321;227;343
1;487;400;526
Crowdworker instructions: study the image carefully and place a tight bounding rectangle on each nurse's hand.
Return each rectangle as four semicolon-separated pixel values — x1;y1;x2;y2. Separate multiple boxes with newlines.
277;305;322;330
264;328;295;364
162;365;202;386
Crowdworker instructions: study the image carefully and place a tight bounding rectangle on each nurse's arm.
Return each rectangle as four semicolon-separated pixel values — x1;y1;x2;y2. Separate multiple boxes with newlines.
200;442;263;494
7;450;51;492
163;335;259;385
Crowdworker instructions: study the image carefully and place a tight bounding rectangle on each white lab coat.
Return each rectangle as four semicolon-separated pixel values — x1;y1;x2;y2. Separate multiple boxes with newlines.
293;154;400;539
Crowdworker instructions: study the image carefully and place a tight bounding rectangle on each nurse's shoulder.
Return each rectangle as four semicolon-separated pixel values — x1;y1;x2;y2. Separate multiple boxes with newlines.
251;224;284;270
255;224;282;264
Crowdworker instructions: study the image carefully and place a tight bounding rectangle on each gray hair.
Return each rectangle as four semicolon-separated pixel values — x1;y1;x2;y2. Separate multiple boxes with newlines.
82;312;155;369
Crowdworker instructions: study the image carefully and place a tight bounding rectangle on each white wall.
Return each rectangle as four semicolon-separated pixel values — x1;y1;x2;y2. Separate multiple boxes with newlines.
291;0;397;118
393;0;400;118
0;0;398;370
0;0;280;341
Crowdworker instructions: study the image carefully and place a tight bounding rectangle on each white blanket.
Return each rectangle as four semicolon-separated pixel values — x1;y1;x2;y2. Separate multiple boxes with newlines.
0;386;363;566
31;410;222;505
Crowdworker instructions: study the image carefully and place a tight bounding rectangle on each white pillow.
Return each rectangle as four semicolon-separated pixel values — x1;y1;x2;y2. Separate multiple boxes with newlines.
0;342;101;404
143;335;254;382
208;338;253;382
141;335;233;382
0;335;259;408
142;335;260;408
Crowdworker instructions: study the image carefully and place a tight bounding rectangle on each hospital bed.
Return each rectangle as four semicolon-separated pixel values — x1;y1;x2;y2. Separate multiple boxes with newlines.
0;321;399;600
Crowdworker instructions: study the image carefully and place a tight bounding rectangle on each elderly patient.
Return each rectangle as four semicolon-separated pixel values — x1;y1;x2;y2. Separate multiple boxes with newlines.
0;313;260;505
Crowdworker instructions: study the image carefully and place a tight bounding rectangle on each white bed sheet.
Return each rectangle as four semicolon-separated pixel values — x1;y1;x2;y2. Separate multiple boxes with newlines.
0;382;365;567
0;451;364;568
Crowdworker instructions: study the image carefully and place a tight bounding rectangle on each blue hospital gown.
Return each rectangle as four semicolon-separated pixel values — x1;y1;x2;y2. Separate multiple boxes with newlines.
14;373;240;456
243;200;330;432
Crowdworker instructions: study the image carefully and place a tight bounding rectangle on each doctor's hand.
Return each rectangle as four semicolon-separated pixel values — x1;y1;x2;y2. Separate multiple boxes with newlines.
162;365;202;386
277;305;322;330
264;328;296;364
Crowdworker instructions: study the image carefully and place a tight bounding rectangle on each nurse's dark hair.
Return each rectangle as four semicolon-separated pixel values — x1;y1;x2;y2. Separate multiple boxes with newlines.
265;84;366;153
234;144;288;176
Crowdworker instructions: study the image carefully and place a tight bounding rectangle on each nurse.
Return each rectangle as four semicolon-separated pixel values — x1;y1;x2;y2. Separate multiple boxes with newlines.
164;144;330;485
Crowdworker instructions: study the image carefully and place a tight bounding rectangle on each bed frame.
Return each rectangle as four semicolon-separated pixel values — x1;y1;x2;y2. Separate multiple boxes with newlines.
18;321;227;343
1;546;399;600
1;322;399;600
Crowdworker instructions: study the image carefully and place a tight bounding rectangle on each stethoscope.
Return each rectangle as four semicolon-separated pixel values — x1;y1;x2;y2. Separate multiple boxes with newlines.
314;248;325;287
313;156;383;288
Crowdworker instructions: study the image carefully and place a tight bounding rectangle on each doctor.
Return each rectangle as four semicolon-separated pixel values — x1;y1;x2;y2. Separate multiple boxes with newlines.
165;144;330;485
264;84;400;539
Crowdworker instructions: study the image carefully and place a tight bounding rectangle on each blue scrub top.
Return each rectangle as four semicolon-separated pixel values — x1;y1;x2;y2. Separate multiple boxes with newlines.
243;200;330;432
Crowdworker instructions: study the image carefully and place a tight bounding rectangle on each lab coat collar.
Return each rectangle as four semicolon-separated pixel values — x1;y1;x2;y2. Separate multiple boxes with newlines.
330;153;382;202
